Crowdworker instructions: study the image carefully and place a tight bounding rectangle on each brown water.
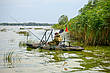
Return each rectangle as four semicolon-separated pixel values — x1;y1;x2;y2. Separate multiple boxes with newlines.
0;26;110;73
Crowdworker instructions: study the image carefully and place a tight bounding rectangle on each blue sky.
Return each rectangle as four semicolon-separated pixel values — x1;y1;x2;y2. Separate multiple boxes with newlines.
0;0;88;23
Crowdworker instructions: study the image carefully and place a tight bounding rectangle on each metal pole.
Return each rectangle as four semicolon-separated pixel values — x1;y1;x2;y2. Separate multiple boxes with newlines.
45;29;53;43
45;31;46;41
27;33;29;43
27;29;41;41
64;36;65;45
51;32;53;41
40;30;48;43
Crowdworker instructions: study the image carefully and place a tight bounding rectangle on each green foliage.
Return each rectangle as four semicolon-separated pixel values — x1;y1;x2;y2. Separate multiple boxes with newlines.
58;15;68;25
68;0;110;46
52;15;68;29
52;24;65;29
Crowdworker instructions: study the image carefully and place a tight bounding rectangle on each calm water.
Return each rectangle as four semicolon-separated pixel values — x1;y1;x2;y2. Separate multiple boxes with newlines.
0;26;110;73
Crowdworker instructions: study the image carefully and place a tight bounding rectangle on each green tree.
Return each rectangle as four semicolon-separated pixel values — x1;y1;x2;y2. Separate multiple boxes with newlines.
58;15;68;25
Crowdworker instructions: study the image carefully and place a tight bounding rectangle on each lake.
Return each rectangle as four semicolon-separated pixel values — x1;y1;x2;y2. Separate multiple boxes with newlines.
0;26;110;73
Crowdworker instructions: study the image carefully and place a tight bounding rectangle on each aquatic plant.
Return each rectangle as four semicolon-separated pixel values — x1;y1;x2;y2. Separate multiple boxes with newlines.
0;28;7;32
20;27;32;30
26;47;33;51
20;28;25;30
4;49;21;68
68;0;110;46
26;28;32;29
34;28;43;30
16;31;29;36
19;41;27;47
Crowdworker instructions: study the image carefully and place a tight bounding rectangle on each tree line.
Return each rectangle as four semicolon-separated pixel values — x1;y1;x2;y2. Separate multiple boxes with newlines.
0;22;53;26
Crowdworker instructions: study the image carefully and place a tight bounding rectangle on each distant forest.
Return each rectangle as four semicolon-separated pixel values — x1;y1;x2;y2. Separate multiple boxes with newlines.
0;22;53;26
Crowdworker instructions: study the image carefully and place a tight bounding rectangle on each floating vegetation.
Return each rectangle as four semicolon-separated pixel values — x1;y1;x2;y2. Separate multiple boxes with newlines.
19;41;27;47
34;28;43;30
39;50;65;63
4;49;21;68
20;28;25;30
26;47;33;51
27;28;32;29
44;28;51;31
20;27;32;30
0;28;7;32
16;31;29;36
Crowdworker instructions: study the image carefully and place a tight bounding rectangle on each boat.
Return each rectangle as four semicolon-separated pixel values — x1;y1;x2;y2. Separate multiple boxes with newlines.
26;43;84;51
26;29;84;51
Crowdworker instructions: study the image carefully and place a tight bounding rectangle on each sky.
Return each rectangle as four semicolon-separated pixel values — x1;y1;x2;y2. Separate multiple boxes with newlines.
0;0;88;23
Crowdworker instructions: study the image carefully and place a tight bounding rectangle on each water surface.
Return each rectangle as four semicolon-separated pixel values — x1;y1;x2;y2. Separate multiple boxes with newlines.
0;26;110;73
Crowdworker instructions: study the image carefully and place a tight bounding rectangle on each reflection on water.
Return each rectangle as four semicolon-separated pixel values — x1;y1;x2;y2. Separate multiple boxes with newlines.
0;26;110;73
